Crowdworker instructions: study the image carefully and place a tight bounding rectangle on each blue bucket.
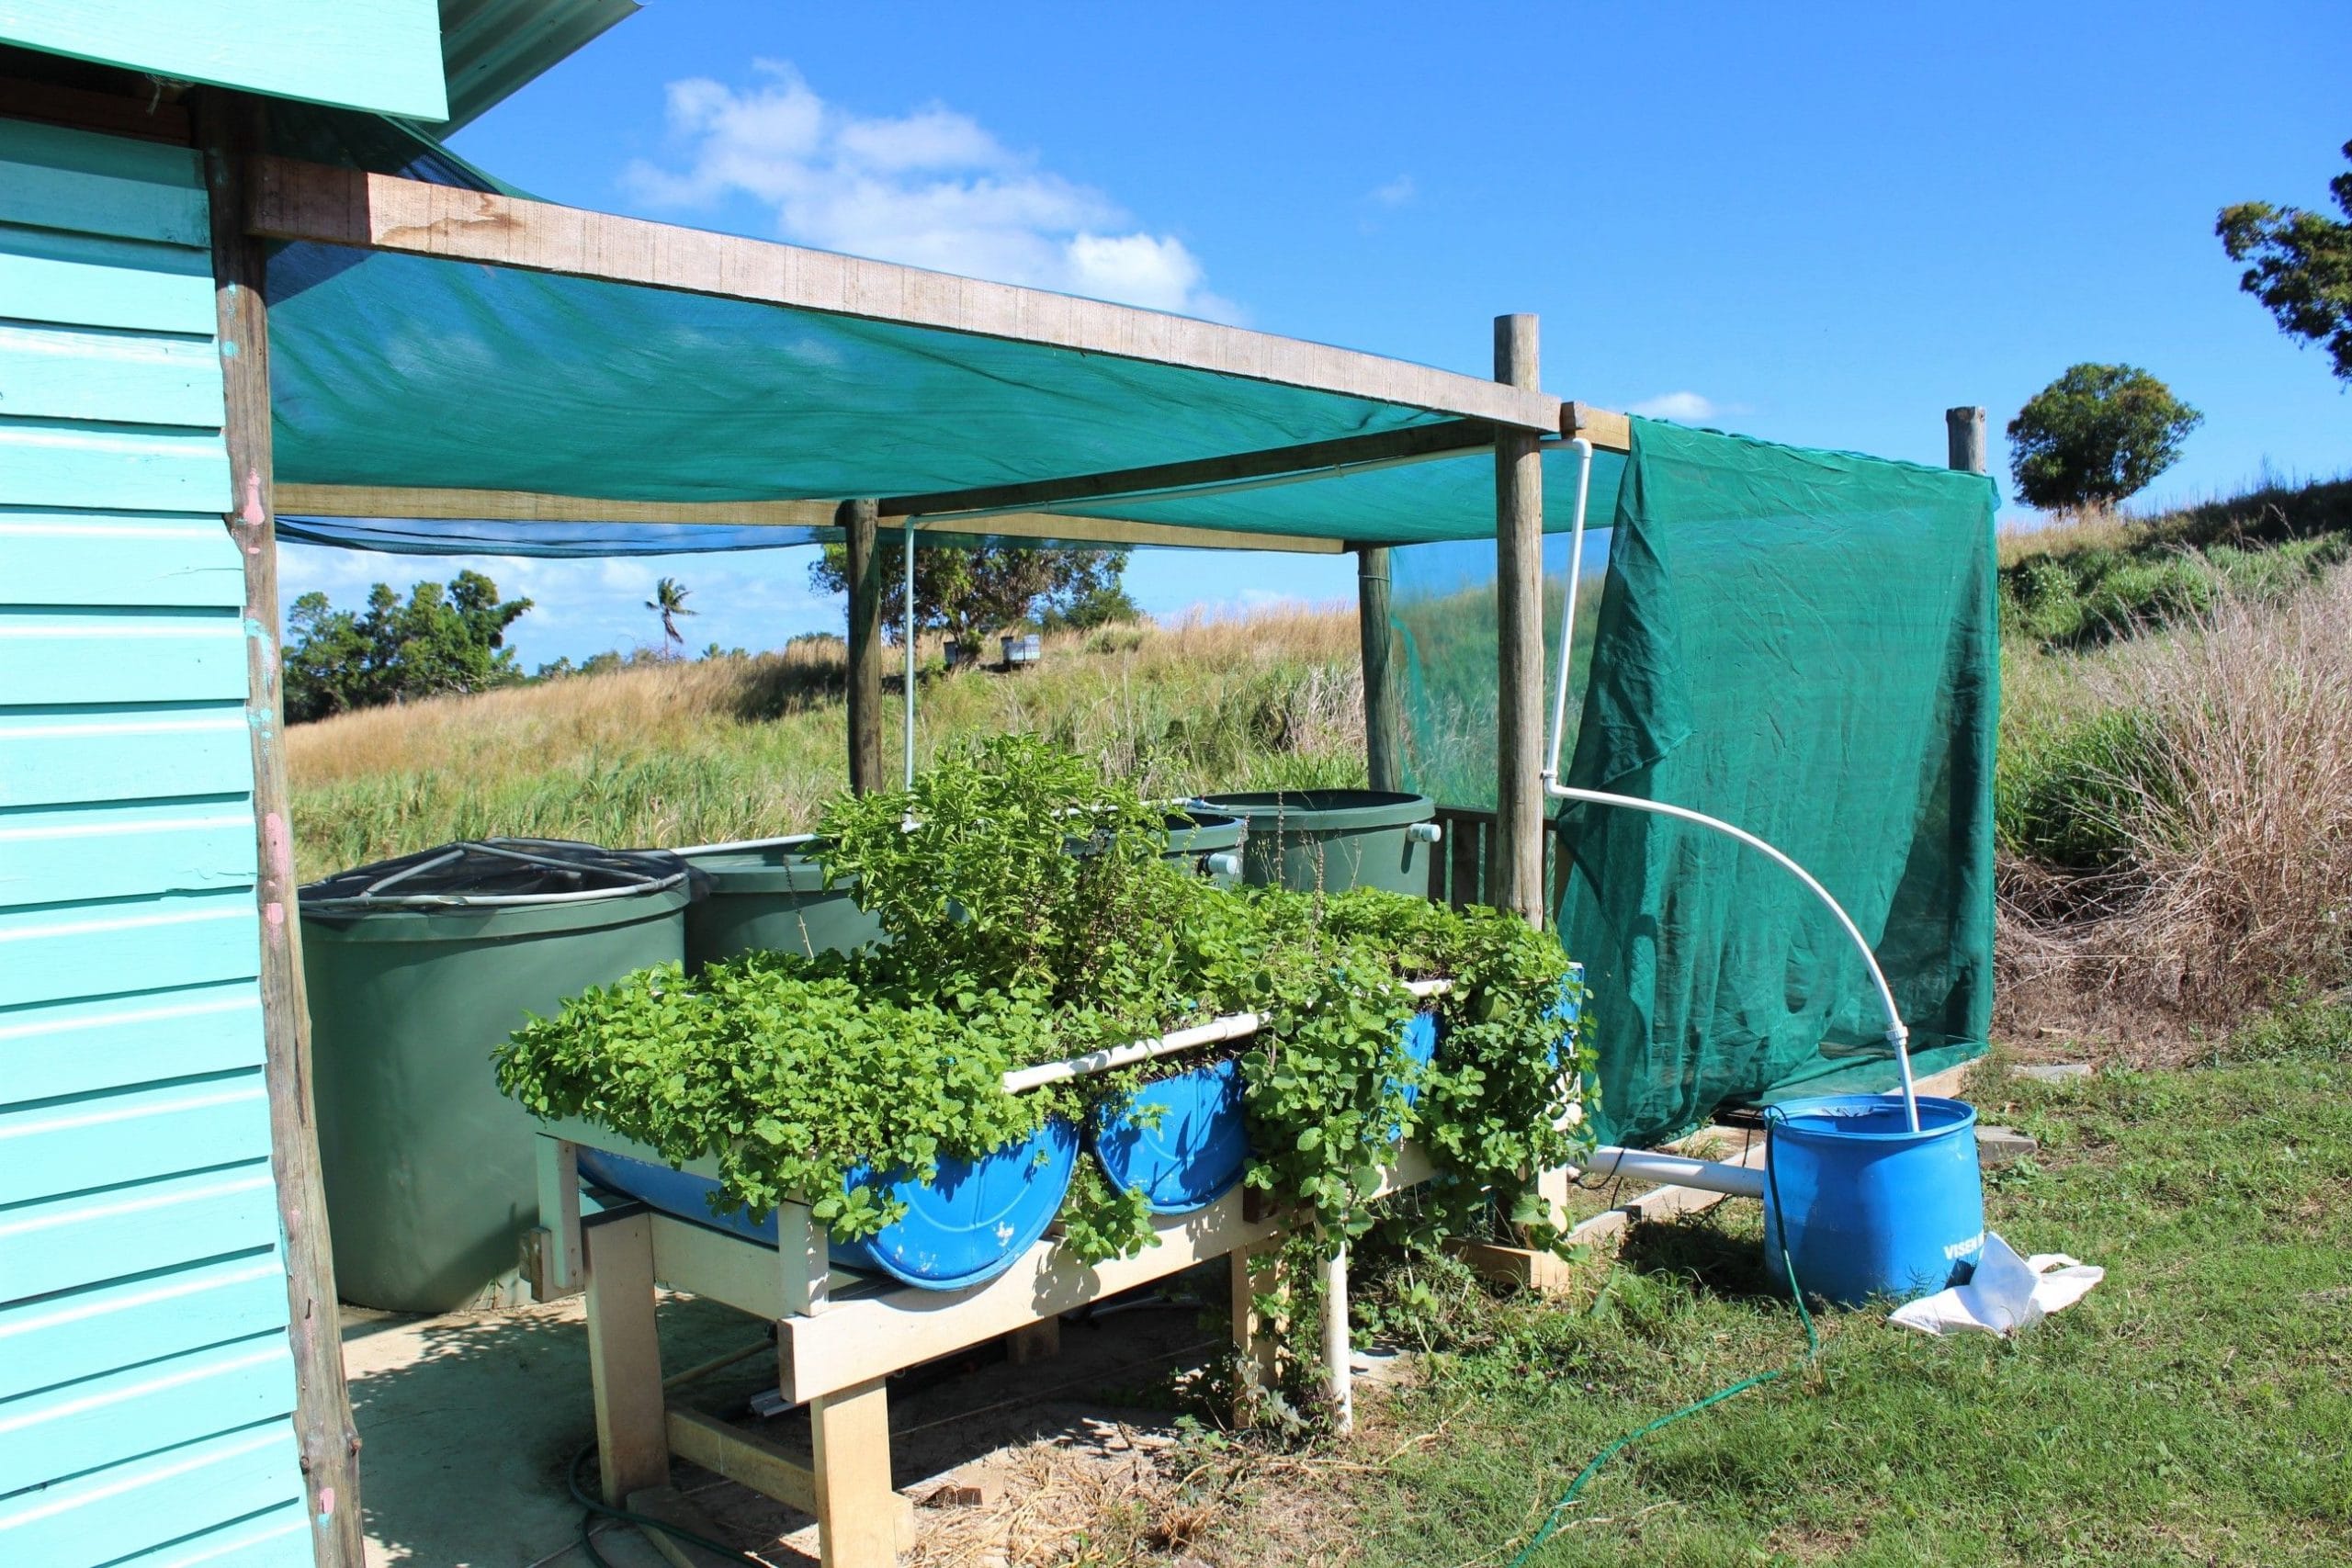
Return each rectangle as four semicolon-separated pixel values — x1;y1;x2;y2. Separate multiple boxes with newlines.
575;1118;1078;1292
1092;1059;1247;1213
1761;1095;1984;1307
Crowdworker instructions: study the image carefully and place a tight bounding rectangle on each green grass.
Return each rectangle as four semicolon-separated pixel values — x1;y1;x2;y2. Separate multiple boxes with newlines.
1222;1007;2352;1566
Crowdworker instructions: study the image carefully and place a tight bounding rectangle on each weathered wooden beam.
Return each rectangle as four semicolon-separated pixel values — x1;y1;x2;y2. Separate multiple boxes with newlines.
1947;406;1988;474
1493;314;1546;927
1355;545;1402;791
275;484;837;527
273;484;1345;555
882;420;1492;518
244;157;1564;432
1564;401;1633;452
842;500;884;795
198;92;363;1568
583;1209;670;1506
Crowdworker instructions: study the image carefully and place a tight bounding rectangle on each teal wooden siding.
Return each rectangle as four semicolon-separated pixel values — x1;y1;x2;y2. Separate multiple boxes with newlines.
0;0;447;122
0;119;311;1568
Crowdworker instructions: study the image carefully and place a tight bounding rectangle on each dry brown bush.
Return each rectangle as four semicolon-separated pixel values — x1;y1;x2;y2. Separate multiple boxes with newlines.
2000;564;2352;1028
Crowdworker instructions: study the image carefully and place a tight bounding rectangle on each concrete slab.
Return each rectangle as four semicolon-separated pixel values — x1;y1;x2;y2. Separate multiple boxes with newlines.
341;1292;756;1568
341;1274;1224;1566
2012;1062;2094;1083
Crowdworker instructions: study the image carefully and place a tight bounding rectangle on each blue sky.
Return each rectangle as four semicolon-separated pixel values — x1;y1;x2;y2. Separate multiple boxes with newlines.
281;0;2349;666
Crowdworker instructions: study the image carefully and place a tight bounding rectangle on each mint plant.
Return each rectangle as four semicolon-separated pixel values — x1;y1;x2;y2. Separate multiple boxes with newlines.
497;738;1595;1363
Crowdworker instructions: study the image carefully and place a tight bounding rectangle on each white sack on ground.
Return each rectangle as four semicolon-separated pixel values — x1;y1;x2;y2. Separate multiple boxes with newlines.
1889;1232;2103;1337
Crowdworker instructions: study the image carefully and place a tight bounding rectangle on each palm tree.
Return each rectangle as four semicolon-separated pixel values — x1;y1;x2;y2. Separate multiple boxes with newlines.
646;577;695;655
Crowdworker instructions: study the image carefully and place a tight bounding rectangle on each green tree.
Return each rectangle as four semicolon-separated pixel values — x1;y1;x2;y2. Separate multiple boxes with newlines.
808;540;1133;649
2218;140;2352;384
2007;364;2203;513
646;576;695;654
283;570;532;721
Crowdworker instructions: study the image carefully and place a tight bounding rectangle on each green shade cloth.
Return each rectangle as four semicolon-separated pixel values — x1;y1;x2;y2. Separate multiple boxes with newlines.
1394;419;1996;1147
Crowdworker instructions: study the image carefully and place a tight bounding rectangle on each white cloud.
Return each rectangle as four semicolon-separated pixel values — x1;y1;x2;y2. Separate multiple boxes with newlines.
1368;174;1416;207
1628;390;1719;422
623;62;1238;321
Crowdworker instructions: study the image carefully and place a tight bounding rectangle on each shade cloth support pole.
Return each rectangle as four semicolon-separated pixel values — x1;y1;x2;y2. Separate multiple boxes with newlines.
1356;545;1401;791
1946;406;1987;475
902;515;917;788
198;89;364;1568
842;499;884;794
1493;314;1545;926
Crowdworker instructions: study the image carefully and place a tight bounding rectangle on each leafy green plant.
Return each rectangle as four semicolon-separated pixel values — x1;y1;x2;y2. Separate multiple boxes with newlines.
497;738;1593;1365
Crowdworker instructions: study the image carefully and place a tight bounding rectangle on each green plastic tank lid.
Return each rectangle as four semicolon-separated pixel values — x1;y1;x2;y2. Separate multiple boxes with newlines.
675;835;847;895
300;838;692;915
1192;789;1434;832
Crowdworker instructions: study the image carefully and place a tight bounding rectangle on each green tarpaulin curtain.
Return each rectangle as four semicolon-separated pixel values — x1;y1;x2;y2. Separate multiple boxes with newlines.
1394;418;1996;1147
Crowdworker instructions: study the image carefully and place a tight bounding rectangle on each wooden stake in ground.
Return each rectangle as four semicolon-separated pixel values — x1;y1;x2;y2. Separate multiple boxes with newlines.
1493;313;1547;927
198;88;364;1568
1947;405;1988;475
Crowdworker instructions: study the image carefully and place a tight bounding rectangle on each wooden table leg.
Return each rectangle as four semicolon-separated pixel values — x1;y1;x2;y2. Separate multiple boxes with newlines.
585;1209;669;1505
810;1376;899;1568
1005;1316;1061;1366
1230;1244;1286;1400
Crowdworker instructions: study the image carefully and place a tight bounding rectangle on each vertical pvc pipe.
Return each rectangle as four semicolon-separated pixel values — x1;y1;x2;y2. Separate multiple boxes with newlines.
902;516;917;789
1322;1245;1352;1432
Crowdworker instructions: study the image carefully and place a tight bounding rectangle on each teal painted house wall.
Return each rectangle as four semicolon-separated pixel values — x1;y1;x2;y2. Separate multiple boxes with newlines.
0;118;313;1568
0;0;448;122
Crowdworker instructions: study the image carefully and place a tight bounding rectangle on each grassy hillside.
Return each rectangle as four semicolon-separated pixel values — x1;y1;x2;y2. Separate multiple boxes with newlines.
1996;477;2352;1032
288;606;1365;873
288;476;2352;1030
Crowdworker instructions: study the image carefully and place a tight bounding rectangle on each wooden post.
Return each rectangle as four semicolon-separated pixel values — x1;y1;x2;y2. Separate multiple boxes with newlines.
809;1378;899;1568
198;91;364;1568
583;1211;670;1505
842;499;885;793
1946;406;1988;475
1355;545;1403;791
1493;314;1546;928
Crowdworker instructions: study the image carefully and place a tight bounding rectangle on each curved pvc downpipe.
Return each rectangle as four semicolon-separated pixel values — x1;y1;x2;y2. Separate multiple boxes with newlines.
1539;436;1919;1131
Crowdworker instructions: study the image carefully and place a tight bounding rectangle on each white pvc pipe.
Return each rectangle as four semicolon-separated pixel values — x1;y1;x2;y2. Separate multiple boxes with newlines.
902;515;918;789
1537;435;1920;1132
999;979;1453;1094
1580;1146;1765;1200
1322;1245;1352;1433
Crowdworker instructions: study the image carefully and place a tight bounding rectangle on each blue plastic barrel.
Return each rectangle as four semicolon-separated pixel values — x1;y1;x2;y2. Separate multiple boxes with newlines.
575;1118;1079;1291
1761;1095;1984;1306
1092;1060;1247;1213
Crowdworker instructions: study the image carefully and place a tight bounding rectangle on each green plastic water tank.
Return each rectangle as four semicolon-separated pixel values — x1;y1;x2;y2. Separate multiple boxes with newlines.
1192;789;1439;897
300;839;692;1313
676;837;883;969
1159;808;1245;885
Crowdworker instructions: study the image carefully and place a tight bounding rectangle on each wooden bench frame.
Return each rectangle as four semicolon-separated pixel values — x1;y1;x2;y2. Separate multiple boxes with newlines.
537;1127;1436;1567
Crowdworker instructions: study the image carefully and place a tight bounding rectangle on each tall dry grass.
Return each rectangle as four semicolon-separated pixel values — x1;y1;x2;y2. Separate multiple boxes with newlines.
2000;563;2352;1021
288;604;1363;874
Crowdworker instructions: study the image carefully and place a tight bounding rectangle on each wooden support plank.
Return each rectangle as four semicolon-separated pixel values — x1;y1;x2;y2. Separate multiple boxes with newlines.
244;158;1565;432
842;500;884;795
1492;314;1547;928
1946;406;1988;474
1356;546;1402;792
883;420;1491;518
275;484;1347;554
533;1137;582;1301
274;483;836;527
195;91;362;1568
1447;813;1480;910
1449;1239;1577;1295
664;1407;817;1515
809;1379;899;1568
1004;1317;1061;1367
1564;401;1633;452
584;1209;670;1506
775;1150;1429;1406
1229;1243;1286;1393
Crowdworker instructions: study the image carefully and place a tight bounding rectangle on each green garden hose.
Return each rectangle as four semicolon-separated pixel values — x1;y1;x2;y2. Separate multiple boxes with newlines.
567;1439;769;1568
1505;1114;1816;1565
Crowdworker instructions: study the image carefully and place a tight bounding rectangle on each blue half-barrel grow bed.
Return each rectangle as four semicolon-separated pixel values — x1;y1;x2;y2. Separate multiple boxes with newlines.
576;1119;1078;1291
